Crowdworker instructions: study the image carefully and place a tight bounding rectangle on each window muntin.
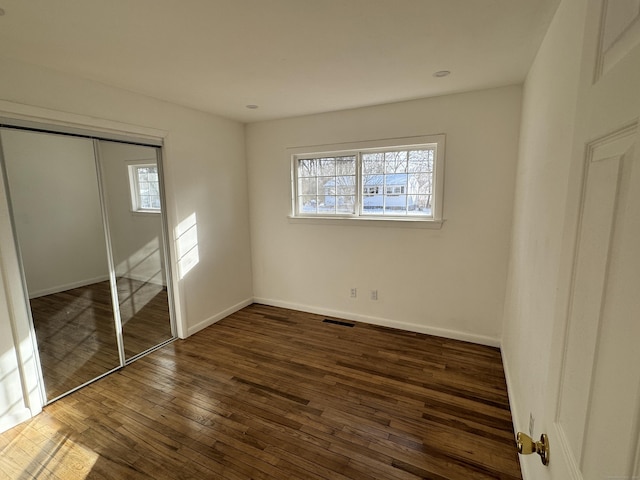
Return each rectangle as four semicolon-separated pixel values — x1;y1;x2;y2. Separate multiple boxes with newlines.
293;141;441;221
128;164;161;213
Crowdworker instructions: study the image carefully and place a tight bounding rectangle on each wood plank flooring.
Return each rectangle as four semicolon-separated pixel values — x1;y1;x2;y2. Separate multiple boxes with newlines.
1;304;522;480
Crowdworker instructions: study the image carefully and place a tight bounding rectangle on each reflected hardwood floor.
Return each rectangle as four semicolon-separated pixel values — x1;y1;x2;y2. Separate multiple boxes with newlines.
117;278;172;358
1;304;522;479
30;279;171;400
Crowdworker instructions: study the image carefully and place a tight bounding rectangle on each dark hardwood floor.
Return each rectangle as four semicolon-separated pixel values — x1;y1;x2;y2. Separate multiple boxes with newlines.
1;304;522;479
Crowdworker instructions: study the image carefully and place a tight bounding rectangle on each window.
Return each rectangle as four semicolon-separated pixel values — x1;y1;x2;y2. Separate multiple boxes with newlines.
128;163;161;213
291;135;444;223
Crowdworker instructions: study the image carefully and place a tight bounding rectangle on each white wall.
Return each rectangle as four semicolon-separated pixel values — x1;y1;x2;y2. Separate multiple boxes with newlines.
246;86;522;345
500;0;587;475
0;57;254;432
0;130;110;297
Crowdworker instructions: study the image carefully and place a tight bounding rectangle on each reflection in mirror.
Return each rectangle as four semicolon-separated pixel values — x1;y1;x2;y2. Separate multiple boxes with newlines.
0;129;121;401
98;141;173;359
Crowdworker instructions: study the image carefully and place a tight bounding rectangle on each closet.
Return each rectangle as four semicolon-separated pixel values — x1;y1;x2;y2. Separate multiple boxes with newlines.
0;127;175;403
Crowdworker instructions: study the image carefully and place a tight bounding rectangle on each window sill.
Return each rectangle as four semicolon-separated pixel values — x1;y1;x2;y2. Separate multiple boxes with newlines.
131;209;161;216
287;215;445;229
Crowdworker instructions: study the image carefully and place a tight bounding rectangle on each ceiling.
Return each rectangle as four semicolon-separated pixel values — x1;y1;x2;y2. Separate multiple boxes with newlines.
0;0;560;123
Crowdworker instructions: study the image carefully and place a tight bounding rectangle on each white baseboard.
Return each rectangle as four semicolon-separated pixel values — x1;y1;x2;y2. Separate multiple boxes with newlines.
29;273;165;299
252;297;500;347
29;275;110;299
187;297;254;337
500;346;527;479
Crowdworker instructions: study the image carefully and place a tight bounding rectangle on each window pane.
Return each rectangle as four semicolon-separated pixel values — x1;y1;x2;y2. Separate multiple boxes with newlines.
408;149;434;172
362;192;383;213
298;177;318;196
363;174;383;188
333;174;355;195
383;192;408;211
407;172;433;194
411;195;433;215
321;193;356;214
299;195;317;213
362;153;384;174
336;184;356;196
320;196;337;213
336;156;356;175
336;196;356;214
386;173;407;193
298;159;317;177
317;158;335;176
385;151;407;173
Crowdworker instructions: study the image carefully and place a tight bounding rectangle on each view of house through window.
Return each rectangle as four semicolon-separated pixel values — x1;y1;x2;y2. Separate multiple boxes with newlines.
293;139;442;221
361;149;433;215
128;164;161;212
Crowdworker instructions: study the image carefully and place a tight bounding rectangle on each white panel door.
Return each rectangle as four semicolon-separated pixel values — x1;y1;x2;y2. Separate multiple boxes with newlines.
544;0;640;478
553;128;639;479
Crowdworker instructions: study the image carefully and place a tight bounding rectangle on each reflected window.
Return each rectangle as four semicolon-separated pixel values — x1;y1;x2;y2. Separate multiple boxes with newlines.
128;164;161;212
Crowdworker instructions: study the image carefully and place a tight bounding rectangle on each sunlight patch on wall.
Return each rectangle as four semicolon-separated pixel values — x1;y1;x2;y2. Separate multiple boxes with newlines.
176;213;199;280
115;237;164;286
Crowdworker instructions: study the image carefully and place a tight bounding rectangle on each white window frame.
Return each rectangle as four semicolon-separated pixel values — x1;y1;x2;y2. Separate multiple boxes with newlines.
127;162;161;214
289;135;445;227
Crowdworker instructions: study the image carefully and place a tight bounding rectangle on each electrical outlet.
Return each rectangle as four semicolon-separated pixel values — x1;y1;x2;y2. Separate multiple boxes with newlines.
371;289;378;300
529;412;535;436
350;288;357;298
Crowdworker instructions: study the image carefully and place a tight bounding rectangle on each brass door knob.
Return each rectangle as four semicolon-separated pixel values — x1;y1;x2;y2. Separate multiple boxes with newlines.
516;432;549;466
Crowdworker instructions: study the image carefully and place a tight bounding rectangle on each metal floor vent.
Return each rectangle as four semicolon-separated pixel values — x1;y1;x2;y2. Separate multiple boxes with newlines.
323;319;355;327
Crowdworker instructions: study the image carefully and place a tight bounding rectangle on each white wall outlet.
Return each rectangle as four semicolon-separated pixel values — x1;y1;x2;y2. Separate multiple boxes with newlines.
350;288;357;298
371;289;378;300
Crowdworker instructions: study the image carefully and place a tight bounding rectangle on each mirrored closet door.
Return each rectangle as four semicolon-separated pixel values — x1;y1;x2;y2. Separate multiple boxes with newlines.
97;140;173;360
0;127;175;403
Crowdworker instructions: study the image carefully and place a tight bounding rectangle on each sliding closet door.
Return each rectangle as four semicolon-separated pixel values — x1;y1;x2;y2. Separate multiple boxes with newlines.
97;141;173;360
0;129;121;402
